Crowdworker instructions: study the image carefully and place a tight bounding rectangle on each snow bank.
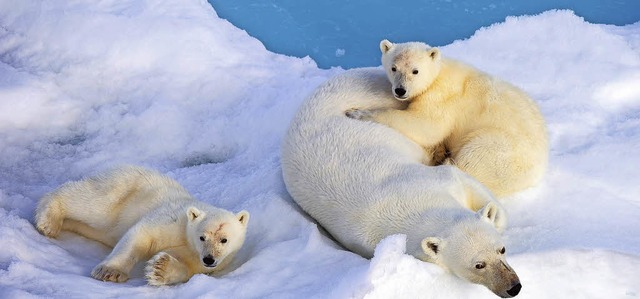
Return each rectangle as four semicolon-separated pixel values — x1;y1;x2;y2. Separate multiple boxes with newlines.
1;1;639;298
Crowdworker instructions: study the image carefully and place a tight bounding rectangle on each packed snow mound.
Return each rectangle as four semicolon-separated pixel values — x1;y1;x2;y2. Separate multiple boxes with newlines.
1;1;639;298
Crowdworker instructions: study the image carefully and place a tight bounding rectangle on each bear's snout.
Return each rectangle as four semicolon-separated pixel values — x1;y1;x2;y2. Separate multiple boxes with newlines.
394;87;407;98
506;283;521;297
202;255;217;267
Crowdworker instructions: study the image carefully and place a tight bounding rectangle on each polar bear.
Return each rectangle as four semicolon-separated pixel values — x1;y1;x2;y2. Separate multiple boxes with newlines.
282;69;521;297
347;40;548;197
35;165;249;286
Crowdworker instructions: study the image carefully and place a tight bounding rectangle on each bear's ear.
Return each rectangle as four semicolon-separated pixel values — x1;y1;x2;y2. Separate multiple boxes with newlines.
421;237;443;261
236;210;250;227
427;48;441;61
380;39;394;54
477;202;507;232
187;207;204;222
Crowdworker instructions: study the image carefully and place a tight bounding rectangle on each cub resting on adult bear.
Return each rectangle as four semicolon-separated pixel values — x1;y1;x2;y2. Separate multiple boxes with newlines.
348;40;548;197
35;165;249;286
282;68;522;297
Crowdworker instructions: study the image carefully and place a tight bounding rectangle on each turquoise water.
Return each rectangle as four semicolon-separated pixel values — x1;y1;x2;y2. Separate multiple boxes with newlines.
209;1;640;69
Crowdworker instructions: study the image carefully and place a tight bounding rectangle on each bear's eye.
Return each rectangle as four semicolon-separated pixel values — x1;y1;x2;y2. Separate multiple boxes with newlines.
200;236;205;242
391;67;396;72
412;69;419;75
220;238;228;244
475;262;486;270
499;247;506;254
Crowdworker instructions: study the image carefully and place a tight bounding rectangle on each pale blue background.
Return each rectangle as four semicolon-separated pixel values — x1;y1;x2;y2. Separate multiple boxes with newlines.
208;0;640;69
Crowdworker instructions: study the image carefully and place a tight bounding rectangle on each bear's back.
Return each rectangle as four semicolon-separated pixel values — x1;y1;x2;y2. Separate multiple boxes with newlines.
282;68;480;257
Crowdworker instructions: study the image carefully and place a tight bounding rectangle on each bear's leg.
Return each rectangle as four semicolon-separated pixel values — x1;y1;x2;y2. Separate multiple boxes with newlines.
35;192;66;238
36;179;112;239
62;219;116;247
348;108;448;148
91;226;153;283
452;132;524;198
145;252;191;286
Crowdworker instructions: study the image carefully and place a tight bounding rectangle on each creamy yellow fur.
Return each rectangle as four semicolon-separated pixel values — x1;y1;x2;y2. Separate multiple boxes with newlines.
357;40;548;197
35;165;249;285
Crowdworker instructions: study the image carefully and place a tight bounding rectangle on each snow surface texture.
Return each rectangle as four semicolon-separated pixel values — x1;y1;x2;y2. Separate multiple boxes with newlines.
1;1;639;298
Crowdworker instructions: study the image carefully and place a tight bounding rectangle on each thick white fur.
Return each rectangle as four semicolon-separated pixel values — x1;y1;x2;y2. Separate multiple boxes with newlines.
364;40;548;197
282;69;521;297
35;165;249;286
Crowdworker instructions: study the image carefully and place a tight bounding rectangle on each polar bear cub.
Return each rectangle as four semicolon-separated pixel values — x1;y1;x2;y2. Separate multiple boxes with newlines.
349;40;548;197
35;165;249;286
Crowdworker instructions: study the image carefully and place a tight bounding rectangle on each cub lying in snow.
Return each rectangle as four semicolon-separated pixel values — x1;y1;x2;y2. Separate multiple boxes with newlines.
35;165;249;286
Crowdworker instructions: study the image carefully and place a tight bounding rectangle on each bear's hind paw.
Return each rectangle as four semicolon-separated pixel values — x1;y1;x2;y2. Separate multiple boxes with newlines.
91;264;129;283
35;218;62;238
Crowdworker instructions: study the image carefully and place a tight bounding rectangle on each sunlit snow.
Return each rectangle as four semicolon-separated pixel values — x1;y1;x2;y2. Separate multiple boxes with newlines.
1;1;639;298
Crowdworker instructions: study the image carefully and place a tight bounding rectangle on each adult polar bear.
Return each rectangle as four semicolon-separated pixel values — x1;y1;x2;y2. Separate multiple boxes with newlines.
282;69;521;297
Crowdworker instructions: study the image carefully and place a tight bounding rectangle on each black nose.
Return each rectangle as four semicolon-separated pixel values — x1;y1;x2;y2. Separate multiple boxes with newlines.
507;283;522;297
394;87;406;97
202;255;216;266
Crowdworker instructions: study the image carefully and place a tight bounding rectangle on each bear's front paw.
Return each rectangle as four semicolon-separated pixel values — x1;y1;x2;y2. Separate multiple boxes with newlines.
91;264;129;283
428;144;452;166
145;252;188;286
345;108;374;121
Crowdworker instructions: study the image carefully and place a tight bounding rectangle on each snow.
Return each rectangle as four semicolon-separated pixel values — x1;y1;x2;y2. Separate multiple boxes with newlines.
1;1;639;298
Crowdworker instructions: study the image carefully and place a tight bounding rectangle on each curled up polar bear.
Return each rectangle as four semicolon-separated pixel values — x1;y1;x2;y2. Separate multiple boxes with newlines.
35;165;249;286
282;69;521;297
348;40;548;198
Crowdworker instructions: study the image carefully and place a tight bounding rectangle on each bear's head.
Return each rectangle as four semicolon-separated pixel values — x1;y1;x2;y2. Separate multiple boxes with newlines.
419;203;521;298
380;39;442;101
185;207;250;270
